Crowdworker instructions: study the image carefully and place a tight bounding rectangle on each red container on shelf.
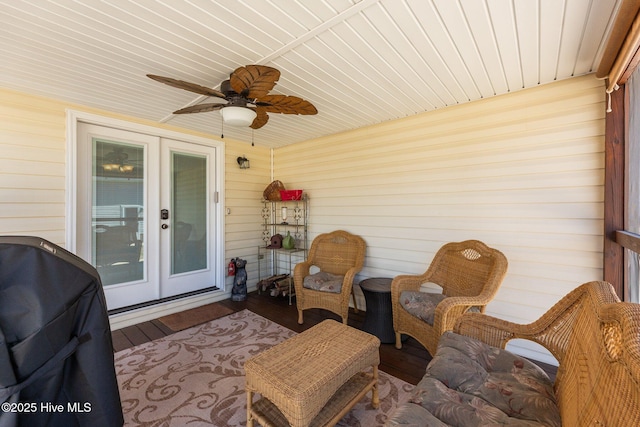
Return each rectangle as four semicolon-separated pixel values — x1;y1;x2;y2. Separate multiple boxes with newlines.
279;189;303;201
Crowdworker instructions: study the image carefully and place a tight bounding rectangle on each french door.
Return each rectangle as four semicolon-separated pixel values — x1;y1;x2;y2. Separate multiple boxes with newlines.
76;123;218;310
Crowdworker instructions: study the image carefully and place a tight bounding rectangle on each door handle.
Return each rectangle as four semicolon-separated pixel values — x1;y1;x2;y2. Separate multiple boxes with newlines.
161;209;169;220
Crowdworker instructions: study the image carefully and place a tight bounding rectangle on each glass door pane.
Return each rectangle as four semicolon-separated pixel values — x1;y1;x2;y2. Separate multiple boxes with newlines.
172;152;207;274
160;138;216;299
92;139;144;286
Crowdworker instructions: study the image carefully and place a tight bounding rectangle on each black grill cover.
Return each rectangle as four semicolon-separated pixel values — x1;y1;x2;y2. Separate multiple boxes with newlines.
0;236;123;427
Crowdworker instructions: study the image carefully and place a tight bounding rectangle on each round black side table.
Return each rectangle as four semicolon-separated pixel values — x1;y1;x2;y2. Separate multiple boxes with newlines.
359;277;396;344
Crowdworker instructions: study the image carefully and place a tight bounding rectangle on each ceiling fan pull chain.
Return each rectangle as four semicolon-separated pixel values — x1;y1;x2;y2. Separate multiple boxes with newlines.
220;116;224;139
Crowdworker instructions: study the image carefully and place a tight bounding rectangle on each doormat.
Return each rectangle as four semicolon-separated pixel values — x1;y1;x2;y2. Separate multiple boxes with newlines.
157;302;235;332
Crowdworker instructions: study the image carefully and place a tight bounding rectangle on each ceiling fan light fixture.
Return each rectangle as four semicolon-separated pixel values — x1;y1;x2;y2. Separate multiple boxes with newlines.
102;163;134;173
220;106;256;127
101;147;135;173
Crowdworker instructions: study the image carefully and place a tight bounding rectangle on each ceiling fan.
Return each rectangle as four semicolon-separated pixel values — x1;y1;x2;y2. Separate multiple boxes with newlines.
147;65;317;129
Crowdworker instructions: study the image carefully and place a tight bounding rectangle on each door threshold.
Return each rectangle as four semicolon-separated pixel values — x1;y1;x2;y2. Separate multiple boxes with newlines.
108;286;220;315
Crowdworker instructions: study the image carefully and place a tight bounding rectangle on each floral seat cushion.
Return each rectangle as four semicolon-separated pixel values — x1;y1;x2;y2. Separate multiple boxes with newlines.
388;331;560;426
399;291;447;325
303;271;344;293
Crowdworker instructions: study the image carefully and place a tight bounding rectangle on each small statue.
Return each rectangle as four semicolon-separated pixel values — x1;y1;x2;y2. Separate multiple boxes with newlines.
231;258;248;301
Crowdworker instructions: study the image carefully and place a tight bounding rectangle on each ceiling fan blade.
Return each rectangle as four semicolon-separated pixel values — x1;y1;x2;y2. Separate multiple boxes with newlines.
147;74;226;99
173;103;225;114
230;65;280;99
257;95;318;115
250;107;269;129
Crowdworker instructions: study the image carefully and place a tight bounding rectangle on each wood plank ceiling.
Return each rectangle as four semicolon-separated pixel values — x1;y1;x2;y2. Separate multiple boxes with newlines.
0;0;623;148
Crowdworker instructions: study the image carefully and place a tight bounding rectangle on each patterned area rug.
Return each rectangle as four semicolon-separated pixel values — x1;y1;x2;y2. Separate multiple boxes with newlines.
115;310;414;426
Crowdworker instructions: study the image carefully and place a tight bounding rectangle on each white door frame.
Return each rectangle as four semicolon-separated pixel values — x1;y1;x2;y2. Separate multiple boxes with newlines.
65;110;226;301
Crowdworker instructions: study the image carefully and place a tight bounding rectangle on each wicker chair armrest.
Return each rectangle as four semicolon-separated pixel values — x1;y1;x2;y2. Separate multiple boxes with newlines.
341;266;360;294
391;274;431;308
454;282;623;360
454;311;559;349
294;260;311;271
293;261;312;277
293;261;312;294
434;295;493;334
391;273;430;294
453;312;521;349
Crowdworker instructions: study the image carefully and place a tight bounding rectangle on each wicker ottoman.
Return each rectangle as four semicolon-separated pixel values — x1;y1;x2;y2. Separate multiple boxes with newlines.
245;319;381;427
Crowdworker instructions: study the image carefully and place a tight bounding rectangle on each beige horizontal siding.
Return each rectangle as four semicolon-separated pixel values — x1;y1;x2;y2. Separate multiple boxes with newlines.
0;90;67;244
275;75;605;364
224;145;273;290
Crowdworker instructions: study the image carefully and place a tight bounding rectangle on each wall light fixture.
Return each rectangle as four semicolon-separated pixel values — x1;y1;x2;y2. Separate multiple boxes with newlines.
237;155;250;169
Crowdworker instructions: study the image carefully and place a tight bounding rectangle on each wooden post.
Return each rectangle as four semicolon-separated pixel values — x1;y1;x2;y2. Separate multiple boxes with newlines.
603;85;626;298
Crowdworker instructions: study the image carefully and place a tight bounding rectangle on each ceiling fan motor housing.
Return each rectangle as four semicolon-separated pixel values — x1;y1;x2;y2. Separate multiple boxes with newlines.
220;79;235;96
220;80;251;108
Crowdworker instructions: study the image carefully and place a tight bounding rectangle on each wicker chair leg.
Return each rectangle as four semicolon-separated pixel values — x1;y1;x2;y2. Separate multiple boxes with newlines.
371;365;380;409
298;309;304;325
395;332;402;350
351;289;359;313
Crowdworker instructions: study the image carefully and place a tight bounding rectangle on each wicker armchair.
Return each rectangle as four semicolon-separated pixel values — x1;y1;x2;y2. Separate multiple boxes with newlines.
391;240;508;355
293;230;366;324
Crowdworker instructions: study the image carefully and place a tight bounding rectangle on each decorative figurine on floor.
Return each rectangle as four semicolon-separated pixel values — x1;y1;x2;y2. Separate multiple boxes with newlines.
231;258;248;301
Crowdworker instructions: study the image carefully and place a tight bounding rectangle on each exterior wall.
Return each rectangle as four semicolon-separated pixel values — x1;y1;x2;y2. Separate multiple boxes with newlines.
0;90;67;243
0;75;607;363
274;75;605;364
0;88;270;326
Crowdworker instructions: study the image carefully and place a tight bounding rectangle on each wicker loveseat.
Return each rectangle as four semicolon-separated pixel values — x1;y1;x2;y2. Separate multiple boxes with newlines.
385;281;640;426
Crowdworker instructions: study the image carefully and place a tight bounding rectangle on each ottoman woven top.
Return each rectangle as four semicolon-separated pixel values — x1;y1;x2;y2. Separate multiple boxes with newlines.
245;319;380;426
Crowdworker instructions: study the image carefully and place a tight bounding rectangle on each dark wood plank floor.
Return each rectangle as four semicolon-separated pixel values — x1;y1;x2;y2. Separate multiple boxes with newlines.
112;290;557;385
112;290;431;385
